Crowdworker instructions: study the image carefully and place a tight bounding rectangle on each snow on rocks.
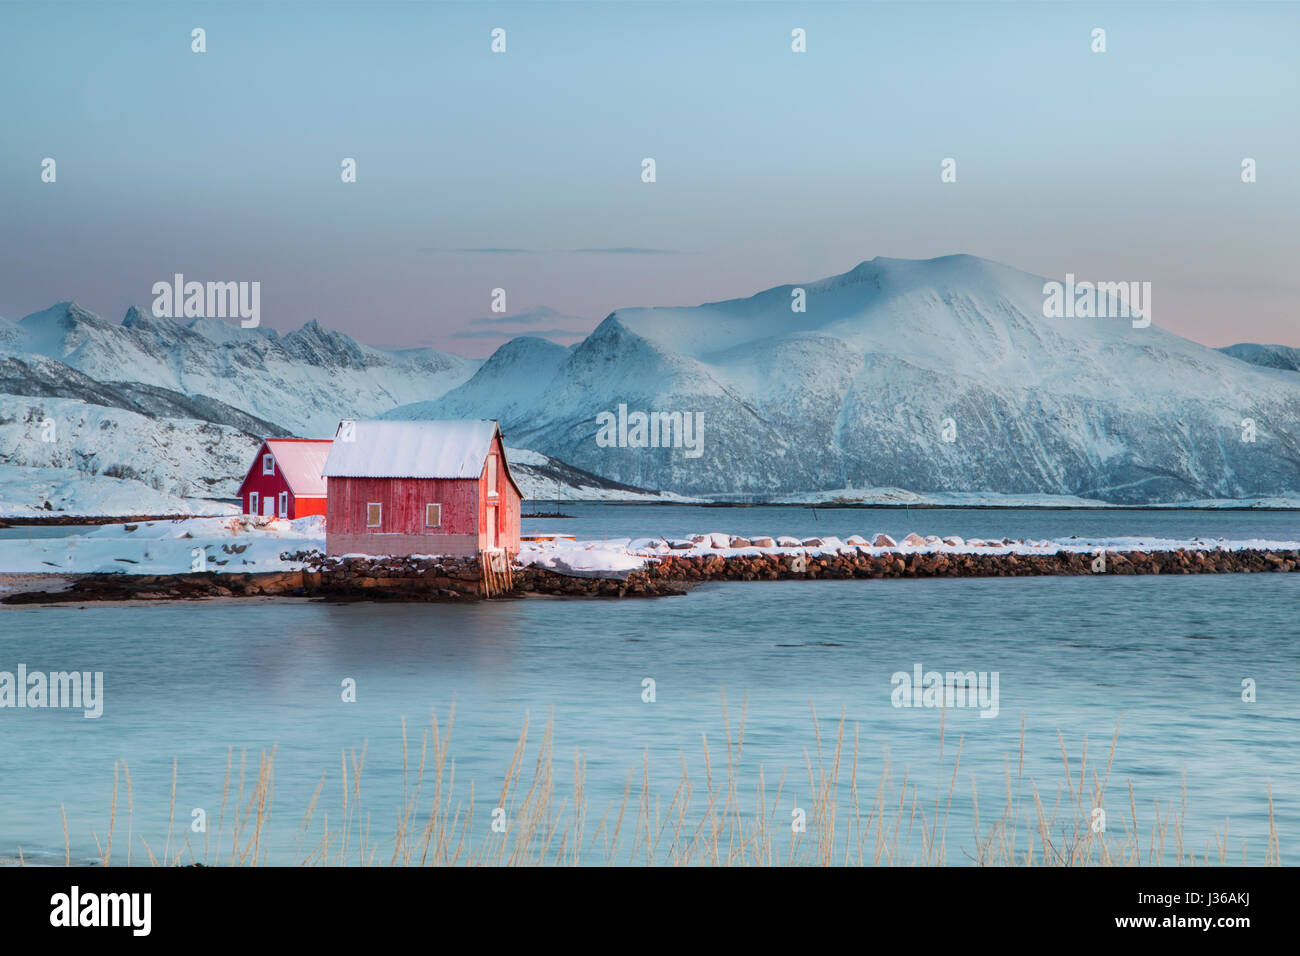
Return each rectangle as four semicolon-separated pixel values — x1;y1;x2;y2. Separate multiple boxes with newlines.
518;531;1300;577
515;537;648;576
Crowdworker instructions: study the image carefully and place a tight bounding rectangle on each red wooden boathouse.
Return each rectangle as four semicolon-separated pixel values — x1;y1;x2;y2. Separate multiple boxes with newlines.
236;438;333;519
321;420;522;557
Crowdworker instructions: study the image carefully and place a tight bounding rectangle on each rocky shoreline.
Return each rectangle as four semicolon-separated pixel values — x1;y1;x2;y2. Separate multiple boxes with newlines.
2;545;1298;604
0;514;199;528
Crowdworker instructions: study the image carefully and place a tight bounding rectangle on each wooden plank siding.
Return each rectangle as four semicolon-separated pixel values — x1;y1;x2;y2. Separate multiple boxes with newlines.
323;428;522;558
236;442;327;519
478;432;522;554
327;476;479;536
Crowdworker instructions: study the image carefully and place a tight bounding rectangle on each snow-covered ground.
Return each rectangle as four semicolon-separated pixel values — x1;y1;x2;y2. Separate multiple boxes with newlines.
0;516;1297;579
0;466;234;518
0;515;321;575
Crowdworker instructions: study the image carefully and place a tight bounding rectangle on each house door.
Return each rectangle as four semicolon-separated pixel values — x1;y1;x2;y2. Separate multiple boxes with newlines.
263;496;275;518
487;506;497;548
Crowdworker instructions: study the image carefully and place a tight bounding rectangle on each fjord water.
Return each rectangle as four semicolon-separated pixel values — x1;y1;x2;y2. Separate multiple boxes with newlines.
519;502;1300;545
2;505;1298;865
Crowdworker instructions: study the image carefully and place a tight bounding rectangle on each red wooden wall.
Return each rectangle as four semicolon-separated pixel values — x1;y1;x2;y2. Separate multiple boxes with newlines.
326;432;521;551
236;444;326;519
327;476;479;536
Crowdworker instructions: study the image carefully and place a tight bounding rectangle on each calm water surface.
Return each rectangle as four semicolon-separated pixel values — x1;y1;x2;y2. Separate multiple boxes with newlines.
1;507;1297;865
520;503;1300;544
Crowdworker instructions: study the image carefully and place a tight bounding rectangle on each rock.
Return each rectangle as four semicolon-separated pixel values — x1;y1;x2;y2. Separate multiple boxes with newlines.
901;533;926;547
872;533;897;548
776;536;802;547
729;536;751;548
801;537;824;547
668;539;694;549
924;535;942;546
707;532;731;549
750;536;775;548
845;535;868;545
943;536;965;547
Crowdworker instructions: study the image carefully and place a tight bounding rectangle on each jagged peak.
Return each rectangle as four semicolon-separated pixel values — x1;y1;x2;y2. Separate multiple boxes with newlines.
20;301;103;326
121;305;181;331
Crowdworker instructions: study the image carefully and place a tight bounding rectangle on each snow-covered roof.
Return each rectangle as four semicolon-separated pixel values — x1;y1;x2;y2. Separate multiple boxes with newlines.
264;439;333;496
323;420;521;493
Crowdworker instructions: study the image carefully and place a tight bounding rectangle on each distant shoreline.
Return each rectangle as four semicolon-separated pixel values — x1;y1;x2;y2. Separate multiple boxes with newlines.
3;500;1300;528
0;514;195;528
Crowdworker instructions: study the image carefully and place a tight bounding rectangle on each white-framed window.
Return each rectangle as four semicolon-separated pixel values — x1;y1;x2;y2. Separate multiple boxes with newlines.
279;492;289;518
248;492;259;515
366;502;382;528
487;454;498;498
425;503;441;527
262;453;275;475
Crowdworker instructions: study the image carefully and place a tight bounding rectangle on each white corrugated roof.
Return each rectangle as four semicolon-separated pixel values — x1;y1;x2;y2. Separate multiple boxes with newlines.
264;439;333;496
323;420;510;481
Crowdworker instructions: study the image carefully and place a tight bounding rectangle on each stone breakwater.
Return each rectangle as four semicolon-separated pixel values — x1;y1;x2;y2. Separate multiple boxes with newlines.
0;553;677;603
2;546;1298;604
640;546;1300;582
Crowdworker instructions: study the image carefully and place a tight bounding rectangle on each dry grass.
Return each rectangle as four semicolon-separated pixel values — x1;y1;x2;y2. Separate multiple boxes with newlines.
48;700;1282;867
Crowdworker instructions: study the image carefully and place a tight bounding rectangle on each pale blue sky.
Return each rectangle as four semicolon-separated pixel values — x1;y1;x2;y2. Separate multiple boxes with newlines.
1;0;1296;354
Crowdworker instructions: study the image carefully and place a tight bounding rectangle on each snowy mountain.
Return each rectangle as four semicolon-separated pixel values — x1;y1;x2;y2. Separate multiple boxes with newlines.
7;303;480;435
0;393;261;504
6;257;1300;510
385;255;1300;503
0;304;680;513
0;353;288;436
1220;343;1300;374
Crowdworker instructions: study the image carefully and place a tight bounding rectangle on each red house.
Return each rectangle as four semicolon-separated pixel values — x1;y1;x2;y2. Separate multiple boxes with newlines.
321;420;522;557
236;438;333;519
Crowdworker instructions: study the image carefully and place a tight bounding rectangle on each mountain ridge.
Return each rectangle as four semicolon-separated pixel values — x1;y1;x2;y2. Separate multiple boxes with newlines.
383;254;1300;503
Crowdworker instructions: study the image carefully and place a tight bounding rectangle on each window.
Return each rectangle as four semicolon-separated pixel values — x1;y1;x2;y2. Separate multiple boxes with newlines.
279;492;289;518
262;454;275;475
425;503;441;527
248;492;259;515
487;454;498;498
366;503;382;528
